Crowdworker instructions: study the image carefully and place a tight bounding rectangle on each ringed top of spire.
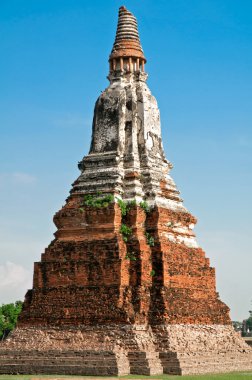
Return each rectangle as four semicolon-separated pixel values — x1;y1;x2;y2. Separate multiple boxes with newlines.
109;6;146;63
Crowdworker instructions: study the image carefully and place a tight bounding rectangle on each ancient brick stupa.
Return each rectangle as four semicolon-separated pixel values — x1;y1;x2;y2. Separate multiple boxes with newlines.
1;6;252;376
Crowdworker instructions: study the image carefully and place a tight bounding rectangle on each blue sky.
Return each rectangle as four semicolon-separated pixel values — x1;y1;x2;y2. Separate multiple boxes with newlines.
0;0;251;320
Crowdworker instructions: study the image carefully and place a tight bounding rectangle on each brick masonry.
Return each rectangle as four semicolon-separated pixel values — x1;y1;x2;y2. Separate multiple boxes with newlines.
1;324;252;375
1;5;252;376
1;200;251;374
14;201;229;327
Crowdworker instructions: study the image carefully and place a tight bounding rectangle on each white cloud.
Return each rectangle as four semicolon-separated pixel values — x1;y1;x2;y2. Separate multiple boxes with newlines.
0;262;32;304
12;172;36;184
0;172;37;187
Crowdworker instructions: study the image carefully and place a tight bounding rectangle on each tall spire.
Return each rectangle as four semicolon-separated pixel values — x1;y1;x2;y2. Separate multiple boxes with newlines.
109;6;146;73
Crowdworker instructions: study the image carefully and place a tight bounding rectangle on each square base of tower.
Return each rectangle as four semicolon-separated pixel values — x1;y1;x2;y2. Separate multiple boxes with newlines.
0;324;252;375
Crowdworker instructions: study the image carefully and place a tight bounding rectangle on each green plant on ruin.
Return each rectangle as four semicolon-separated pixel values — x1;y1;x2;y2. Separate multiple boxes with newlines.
140;200;150;213
145;232;155;247
117;199;128;216
117;198;136;216
127;199;137;208
80;192;114;210
120;224;132;242
125;252;137;261
150;269;156;277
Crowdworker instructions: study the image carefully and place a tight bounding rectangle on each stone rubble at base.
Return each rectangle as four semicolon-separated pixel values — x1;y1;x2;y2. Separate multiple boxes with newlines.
1;325;252;375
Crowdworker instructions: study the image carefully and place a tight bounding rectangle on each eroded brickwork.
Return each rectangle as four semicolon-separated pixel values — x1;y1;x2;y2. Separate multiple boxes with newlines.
17;199;229;327
2;325;252;375
2;5;252;376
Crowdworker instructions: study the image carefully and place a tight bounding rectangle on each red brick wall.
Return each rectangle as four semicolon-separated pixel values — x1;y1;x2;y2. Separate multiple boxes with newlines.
18;196;231;327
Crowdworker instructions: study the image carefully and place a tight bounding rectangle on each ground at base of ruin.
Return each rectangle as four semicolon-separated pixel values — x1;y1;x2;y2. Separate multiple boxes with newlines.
0;372;252;380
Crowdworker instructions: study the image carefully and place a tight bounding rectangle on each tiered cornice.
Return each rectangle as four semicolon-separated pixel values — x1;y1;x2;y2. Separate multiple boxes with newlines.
109;6;146;73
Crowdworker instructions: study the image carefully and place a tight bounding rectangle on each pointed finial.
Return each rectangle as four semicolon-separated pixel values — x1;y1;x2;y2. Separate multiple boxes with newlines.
109;7;146;73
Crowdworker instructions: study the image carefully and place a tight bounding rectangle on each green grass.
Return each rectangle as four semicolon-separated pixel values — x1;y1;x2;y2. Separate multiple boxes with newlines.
0;373;251;380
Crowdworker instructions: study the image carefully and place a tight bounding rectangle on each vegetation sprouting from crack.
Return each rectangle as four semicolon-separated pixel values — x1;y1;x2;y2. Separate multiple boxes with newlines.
120;224;132;242
140;200;150;213
145;232;155;247
125;252;137;261
80;192;114;210
117;198;137;216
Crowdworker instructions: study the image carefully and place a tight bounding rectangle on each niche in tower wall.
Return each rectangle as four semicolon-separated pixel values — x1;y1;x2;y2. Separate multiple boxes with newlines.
125;121;133;155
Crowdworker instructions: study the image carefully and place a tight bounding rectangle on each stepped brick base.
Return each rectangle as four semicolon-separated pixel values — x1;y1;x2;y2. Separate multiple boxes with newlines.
1;324;252;375
18;202;230;327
